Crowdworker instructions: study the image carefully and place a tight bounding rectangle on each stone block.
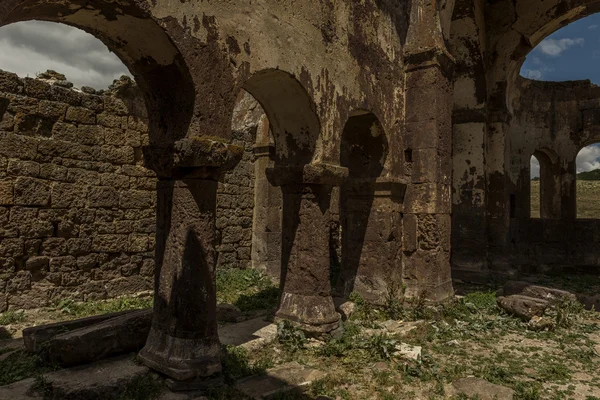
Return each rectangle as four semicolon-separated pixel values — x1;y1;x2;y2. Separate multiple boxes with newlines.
0;238;24;258
120;189;155;209
7;159;40;177
25;256;49;272
104;96;129;115
128;234;149;252
13;177;51;206
38;99;68;119
23;77;51;99
92;234;129;253
0;179;13;205
0;70;22;93
14;113;54;137
49;85;82;106
42;238;68;257
0;131;38;159
39;163;68;181
97;112;127;129
105;276;152;297
81;94;104;112
497;295;548;321
52;182;88;208
87;186;119;208
49;256;77;273
65;106;96;124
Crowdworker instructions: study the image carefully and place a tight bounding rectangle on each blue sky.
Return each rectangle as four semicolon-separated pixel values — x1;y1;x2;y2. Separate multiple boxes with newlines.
523;14;600;178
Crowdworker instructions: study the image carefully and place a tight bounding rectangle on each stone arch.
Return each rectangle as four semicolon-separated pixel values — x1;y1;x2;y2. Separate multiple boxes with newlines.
531;148;561;219
0;0;196;148
575;142;600;218
334;111;399;304
489;0;600;113
242;69;321;167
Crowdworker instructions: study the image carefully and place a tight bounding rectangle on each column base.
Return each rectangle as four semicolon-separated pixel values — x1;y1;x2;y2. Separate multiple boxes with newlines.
275;292;341;334
139;327;221;381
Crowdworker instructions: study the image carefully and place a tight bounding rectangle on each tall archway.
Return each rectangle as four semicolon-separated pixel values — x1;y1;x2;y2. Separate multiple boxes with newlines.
334;112;393;304
576;143;600;218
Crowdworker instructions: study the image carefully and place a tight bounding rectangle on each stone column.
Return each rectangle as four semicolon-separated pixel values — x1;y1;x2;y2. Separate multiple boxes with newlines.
267;163;347;334
251;119;283;280
403;0;455;301
139;138;243;382
336;178;406;304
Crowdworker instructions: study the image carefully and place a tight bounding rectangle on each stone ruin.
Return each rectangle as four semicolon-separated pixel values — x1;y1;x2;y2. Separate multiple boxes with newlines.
0;0;597;387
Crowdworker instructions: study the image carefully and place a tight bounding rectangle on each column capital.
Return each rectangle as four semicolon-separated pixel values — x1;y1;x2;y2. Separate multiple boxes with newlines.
266;162;348;187
143;137;244;178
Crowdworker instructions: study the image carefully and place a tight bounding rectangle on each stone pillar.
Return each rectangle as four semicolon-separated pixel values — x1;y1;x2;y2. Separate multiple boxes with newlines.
267;163;347;334
251;118;283;281
336;178;406;304
403;0;454;301
139;138;243;382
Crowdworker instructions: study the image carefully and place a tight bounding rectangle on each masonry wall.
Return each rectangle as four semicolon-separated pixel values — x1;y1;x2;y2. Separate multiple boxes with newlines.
0;71;267;311
0;71;157;311
505;77;600;274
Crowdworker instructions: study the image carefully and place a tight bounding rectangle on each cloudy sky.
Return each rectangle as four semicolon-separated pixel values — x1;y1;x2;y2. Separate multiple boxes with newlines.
0;21;131;90
523;14;600;178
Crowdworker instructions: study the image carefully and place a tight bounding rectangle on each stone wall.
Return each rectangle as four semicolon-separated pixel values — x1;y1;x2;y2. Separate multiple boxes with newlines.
505;77;600;275
0;71;156;311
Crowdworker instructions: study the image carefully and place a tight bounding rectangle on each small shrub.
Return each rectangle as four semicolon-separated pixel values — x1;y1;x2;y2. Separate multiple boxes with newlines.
277;320;307;352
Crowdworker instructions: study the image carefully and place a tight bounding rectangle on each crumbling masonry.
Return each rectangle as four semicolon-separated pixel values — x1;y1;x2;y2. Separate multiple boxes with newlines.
0;0;597;384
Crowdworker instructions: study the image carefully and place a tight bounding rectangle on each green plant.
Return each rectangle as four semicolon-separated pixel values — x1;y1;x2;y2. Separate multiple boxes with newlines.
0;310;25;325
277;320;307;352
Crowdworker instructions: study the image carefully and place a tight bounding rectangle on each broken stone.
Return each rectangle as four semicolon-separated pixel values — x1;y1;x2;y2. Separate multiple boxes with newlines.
528;316;555;331
235;362;326;399
336;301;356;321
42;308;152;366
0;378;40;399
395;343;421;361
503;281;577;302
497;295;548;321
217;303;243;323
450;377;515;400
23;309;137;353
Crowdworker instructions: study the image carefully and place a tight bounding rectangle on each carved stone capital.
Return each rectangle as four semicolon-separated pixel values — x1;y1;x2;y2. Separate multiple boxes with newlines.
143;137;244;178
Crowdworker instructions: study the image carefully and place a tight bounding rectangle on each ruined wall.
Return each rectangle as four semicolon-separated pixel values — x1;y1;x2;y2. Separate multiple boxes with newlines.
506;77;600;274
0;71;155;311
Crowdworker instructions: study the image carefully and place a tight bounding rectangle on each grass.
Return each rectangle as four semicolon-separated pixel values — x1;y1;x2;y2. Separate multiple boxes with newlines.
0;310;25;325
53;296;153;318
531;180;600;218
216;268;279;312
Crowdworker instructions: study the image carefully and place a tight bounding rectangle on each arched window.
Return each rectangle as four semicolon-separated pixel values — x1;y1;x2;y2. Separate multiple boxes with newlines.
529;149;561;219
576;143;600;219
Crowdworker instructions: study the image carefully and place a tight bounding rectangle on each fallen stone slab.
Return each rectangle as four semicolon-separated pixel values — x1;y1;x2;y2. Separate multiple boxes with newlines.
23;309;136;353
42;355;150;400
42;308;152;366
450;377;515;400
235;362;326;399
502;281;577;302
497;295;548;321
0;378;41;399
220;317;278;351
578;293;600;311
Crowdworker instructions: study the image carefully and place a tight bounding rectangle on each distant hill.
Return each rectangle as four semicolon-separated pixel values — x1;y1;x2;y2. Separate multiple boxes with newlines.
578;170;600;181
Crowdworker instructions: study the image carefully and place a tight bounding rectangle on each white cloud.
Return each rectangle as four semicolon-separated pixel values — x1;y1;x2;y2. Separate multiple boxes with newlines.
577;145;600;173
538;37;585;57
590;24;599;30
523;69;543;80
531;156;540;178
0;21;131;90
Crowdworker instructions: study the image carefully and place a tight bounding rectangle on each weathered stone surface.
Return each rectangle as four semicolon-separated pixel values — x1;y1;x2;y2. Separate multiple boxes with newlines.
220;317;278;351
42;356;150;400
23;309;137;353
43;309;152;366
497;295;549;321
450;377;515;400
502;281;577;302
0;378;41;399
235;362;326;399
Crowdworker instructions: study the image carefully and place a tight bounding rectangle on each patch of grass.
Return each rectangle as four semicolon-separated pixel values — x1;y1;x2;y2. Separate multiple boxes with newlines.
0;350;56;386
216;268;279;312
54;296;153;318
0;310;25;325
221;345;272;383
117;374;162;400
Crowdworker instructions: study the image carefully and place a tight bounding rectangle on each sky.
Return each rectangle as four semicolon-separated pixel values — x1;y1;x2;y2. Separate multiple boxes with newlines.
522;14;600;178
0;21;131;90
